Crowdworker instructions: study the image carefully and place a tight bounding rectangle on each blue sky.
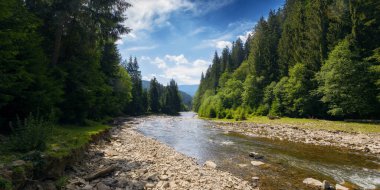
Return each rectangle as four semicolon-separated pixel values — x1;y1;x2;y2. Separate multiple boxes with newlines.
117;0;285;85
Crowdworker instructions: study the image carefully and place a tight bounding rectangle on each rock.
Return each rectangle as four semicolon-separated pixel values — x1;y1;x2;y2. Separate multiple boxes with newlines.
159;175;169;181
322;180;334;190
169;181;177;188
238;164;248;168
11;160;26;167
82;184;93;190
252;177;259;181
145;183;155;188
249;152;264;159
96;182;111;190
303;178;323;187
251;161;265;166
204;161;217;169
335;184;349;190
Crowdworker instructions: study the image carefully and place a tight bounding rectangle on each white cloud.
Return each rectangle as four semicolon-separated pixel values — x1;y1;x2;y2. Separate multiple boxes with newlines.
215;41;232;49
125;45;157;51
142;56;167;69
165;54;189;65
142;55;210;85
191;0;236;16
188;27;207;36
195;33;233;49
125;0;193;34
152;57;167;69
163;60;210;84
237;31;253;43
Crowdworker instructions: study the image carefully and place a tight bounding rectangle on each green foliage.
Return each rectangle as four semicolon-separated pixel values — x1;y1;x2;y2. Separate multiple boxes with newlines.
317;39;379;117
8;113;54;152
0;0;61;131
149;77;161;113
0;177;12;190
196;0;380;120
55;176;69;189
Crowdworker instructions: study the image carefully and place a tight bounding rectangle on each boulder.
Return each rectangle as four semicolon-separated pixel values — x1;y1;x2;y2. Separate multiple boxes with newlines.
335;184;349;190
250;161;265;166
303;178;323;187
249;152;264;159
204;161;217;169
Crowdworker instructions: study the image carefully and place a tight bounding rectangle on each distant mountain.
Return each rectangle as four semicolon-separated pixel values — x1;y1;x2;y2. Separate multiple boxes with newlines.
178;84;199;97
142;80;193;108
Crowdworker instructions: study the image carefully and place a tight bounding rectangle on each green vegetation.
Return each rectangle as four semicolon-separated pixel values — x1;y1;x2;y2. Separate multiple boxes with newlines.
194;0;380;120
45;124;110;158
1;123;110;164
0;177;12;190
206;116;380;134
8;114;54;152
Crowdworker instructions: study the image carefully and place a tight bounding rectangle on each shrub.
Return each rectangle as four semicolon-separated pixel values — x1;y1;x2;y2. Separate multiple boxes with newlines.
0;177;12;190
8;113;54;152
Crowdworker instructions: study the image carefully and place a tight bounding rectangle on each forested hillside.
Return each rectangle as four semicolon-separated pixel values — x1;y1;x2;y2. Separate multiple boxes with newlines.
194;0;380;120
0;0;183;133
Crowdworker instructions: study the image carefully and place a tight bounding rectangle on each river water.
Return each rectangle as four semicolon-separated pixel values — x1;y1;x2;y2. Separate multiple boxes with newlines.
135;112;380;190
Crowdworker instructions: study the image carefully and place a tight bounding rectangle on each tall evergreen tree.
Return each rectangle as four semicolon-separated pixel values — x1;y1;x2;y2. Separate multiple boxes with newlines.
149;77;160;113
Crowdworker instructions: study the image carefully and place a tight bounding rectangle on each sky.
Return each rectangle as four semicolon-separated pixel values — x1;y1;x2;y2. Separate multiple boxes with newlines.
117;0;285;85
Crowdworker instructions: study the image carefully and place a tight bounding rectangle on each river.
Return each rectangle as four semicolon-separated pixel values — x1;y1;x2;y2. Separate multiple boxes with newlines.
135;112;380;190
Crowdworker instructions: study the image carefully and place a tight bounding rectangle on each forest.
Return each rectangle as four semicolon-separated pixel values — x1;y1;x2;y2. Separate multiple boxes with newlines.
0;0;183;134
194;0;380;120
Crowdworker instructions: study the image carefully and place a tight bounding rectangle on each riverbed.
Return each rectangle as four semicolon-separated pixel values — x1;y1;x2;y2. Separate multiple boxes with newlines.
135;112;380;190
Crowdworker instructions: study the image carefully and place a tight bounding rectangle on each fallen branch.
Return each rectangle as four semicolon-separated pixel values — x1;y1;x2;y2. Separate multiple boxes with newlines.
84;165;117;181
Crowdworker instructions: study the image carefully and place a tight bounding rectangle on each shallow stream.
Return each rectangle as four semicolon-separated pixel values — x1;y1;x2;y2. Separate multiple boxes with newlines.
135;112;380;189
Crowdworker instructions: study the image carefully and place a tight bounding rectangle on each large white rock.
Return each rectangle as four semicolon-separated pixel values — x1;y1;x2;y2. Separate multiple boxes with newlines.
204;161;217;169
335;184;349;190
303;178;323;187
250;161;265;166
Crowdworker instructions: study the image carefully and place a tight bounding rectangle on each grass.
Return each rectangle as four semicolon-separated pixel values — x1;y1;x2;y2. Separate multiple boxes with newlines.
0;123;111;164
205;116;380;134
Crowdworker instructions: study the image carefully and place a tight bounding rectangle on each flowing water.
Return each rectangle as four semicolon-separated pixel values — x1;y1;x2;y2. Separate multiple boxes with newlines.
135;112;380;190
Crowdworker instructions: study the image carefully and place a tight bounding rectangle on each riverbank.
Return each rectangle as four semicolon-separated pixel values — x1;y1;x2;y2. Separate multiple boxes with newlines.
0;123;111;189
207;117;380;155
64;123;256;190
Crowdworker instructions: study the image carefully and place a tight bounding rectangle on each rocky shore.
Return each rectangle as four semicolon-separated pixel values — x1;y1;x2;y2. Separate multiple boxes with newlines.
212;121;380;155
65;123;256;190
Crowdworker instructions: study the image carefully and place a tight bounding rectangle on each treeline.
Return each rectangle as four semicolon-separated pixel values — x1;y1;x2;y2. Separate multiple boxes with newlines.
194;0;380;120
0;0;182;133
124;56;183;115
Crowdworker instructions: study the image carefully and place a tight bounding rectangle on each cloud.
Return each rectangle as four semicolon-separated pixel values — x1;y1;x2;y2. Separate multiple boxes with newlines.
188;27;208;36
125;0;193;33
215;41;232;49
142;56;167;69
195;34;233;49
152;57;167;69
237;31;254;43
142;55;210;85
191;0;236;16
163;58;210;84
165;54;189;65
125;45;157;51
